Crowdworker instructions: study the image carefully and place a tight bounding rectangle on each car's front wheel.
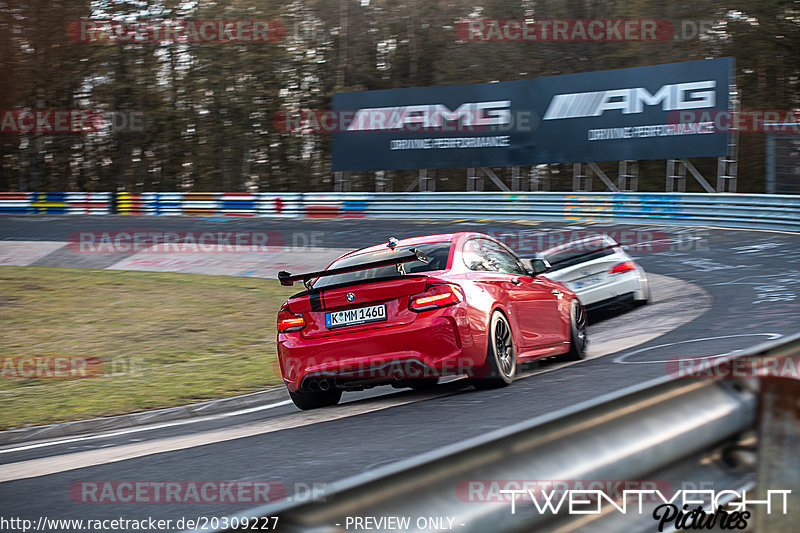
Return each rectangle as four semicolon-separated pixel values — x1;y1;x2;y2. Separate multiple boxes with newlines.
288;388;342;410
472;310;516;389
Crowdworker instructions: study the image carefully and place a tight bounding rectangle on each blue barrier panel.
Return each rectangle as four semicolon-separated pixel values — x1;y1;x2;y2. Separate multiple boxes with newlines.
2;191;797;232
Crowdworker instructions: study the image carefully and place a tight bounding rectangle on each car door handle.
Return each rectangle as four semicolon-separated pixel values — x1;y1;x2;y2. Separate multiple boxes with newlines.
551;289;561;295
511;277;522;285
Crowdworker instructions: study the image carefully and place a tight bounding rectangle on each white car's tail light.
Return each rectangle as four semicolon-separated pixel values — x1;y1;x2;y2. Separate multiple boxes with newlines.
610;261;637;274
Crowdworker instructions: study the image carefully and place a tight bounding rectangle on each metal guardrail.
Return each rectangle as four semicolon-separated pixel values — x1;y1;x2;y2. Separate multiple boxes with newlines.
0;192;797;232
115;192;303;216
0;192;112;214
297;192;800;232
193;333;800;533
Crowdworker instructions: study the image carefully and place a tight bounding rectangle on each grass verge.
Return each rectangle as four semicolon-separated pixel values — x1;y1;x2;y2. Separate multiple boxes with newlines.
0;266;297;430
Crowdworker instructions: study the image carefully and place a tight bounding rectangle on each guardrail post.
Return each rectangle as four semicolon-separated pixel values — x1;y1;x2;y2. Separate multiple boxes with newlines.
753;377;800;532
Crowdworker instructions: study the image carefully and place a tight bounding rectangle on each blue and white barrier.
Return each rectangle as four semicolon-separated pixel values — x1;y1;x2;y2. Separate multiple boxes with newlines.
0;191;797;231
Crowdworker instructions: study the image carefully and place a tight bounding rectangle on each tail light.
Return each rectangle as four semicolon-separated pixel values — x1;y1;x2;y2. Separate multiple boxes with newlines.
610;261;637;274
409;284;463;312
278;307;306;332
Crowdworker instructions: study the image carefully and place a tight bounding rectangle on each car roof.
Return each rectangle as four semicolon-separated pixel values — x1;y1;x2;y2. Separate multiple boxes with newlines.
335;232;487;261
540;233;618;257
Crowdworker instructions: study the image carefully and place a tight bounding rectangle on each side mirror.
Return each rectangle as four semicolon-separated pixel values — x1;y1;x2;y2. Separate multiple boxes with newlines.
531;258;551;275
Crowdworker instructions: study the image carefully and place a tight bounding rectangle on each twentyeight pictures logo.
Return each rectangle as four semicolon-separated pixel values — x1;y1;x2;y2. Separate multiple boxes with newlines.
494;485;791;532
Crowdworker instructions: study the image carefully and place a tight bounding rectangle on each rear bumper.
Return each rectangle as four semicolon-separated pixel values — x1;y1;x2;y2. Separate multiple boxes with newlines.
585;292;635;311
277;306;481;392
573;269;646;306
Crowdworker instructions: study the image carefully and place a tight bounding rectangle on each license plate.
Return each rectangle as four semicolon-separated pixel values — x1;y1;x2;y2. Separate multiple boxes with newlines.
326;304;387;328
573;274;602;290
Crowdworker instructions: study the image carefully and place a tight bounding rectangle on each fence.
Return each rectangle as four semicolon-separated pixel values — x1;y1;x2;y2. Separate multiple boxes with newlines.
0;192;112;214
292;192;800;231
0;192;798;232
116;192;303;216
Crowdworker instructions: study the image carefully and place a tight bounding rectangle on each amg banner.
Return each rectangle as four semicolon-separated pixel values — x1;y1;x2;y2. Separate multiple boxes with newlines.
331;57;732;171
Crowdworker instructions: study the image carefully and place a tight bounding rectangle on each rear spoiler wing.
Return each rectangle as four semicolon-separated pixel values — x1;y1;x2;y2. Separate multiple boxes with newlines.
537;234;617;258
278;248;428;287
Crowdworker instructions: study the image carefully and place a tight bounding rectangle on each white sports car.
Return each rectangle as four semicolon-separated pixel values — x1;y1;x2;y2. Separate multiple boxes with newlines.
536;235;649;310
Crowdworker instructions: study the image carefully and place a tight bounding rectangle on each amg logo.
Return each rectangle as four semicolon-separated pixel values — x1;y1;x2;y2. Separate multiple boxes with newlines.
543;81;716;120
345;101;511;131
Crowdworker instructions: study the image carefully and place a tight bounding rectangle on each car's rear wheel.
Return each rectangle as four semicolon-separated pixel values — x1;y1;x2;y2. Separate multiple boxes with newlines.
561;299;588;361
472;310;516;389
633;276;650;307
288;388;342;410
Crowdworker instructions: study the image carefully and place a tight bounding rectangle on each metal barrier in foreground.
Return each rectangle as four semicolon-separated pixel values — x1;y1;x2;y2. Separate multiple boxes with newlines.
193;333;800;533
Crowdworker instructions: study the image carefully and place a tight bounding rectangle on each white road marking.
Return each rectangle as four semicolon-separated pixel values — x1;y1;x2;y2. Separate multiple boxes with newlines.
0;392;450;482
613;333;783;364
0;400;293;455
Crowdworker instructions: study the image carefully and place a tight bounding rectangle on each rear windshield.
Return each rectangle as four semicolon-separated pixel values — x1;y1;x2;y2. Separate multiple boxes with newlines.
312;242;452;289
542;237;616;271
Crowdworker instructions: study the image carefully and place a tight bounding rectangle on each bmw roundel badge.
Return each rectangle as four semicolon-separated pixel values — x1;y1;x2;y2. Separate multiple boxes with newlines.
346;292;355;302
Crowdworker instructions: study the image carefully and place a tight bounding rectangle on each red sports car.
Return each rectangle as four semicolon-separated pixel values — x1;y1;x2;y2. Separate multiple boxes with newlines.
276;232;587;410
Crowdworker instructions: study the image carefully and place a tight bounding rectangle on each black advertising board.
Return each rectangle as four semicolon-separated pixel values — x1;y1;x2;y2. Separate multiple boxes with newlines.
330;58;732;171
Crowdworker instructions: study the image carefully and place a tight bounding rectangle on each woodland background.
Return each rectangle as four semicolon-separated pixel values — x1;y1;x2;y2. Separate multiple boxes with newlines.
1;0;797;193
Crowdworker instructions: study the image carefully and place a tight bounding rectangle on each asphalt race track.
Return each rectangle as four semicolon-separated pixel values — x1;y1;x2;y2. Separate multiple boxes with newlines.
1;215;799;531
